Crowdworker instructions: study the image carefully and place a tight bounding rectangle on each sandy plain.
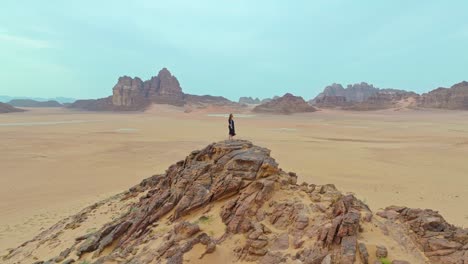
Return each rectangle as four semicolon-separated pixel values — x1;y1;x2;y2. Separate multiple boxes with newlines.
1;106;468;255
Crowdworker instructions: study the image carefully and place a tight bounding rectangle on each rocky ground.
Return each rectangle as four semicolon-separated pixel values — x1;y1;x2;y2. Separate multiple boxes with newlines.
3;140;466;264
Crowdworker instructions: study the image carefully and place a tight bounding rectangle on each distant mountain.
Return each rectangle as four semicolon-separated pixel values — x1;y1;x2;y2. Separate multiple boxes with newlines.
239;97;261;104
0;96;76;104
253;93;316;114
311;82;382;104
70;68;240;111
8;99;63;107
0;102;25;113
418;81;468;110
310;82;418;110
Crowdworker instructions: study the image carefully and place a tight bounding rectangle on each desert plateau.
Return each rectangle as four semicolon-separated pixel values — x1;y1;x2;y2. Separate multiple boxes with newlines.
1;106;468;263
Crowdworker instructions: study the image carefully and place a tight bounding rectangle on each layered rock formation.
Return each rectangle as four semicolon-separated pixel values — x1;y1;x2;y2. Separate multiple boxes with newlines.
5;140;465;264
7;99;63;107
70;68;238;111
253;93;316;114
418;81;468;110
0;102;24;113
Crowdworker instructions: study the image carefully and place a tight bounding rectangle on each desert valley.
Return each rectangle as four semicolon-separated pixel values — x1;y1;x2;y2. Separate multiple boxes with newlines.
1;68;468;263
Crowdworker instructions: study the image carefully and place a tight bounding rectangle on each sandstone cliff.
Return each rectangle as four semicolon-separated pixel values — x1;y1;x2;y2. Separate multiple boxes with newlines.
344;91;419;111
253;93;316;114
70;68;238;111
311;83;420;111
311;82;380;104
418;81;468;110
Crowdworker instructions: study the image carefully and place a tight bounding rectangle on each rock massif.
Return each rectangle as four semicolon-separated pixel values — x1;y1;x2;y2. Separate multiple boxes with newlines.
7;99;63;107
5;140;466;264
311;83;380;104
311;81;468;111
418;81;468;110
253;93;316;114
70;68;238;111
0;102;24;113
311;83;419;111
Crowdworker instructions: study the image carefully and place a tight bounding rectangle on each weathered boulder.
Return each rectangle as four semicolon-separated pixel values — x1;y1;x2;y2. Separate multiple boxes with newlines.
378;206;468;263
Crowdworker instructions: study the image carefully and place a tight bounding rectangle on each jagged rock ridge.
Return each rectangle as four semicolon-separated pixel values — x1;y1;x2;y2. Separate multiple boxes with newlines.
3;140;467;264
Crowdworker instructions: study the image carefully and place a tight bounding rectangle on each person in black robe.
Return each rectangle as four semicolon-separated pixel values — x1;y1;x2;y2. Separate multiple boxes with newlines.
228;113;236;140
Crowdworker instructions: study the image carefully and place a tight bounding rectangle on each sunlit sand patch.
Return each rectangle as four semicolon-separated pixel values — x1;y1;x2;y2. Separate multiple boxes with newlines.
115;128;139;133
206;113;256;118
0;120;102;127
271;128;298;132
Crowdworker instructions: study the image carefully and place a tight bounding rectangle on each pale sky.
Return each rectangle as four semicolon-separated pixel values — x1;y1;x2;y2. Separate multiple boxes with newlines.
1;0;467;101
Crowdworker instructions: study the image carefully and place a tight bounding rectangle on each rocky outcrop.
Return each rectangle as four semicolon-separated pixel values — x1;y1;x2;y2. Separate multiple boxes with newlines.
239;97;261;104
313;95;349;108
377;206;468;264
0;102;24;113
418;81;468;110
311;83;420;111
253;93;317;114
70;68;238;111
4;140;466;264
7;99;63;107
344;90;419;111
311;82;380;104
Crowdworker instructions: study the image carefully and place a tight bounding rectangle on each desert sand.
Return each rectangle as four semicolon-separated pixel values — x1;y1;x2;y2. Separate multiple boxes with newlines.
1;106;468;256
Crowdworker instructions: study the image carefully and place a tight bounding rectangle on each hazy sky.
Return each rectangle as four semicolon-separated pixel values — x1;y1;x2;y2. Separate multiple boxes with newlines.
1;1;467;101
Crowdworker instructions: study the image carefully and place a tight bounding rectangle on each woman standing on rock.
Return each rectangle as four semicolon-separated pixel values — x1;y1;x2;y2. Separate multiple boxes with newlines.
228;113;236;140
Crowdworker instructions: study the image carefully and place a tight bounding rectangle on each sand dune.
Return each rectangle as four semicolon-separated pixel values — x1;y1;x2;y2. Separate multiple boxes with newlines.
1;107;468;255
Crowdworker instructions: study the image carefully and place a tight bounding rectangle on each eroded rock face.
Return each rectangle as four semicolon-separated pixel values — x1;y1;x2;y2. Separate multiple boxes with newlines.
0;102;24;113
378;206;468;264
112;76;145;107
313;95;348;108
418;81;468;110
253;93;317;114
344;90;418;111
